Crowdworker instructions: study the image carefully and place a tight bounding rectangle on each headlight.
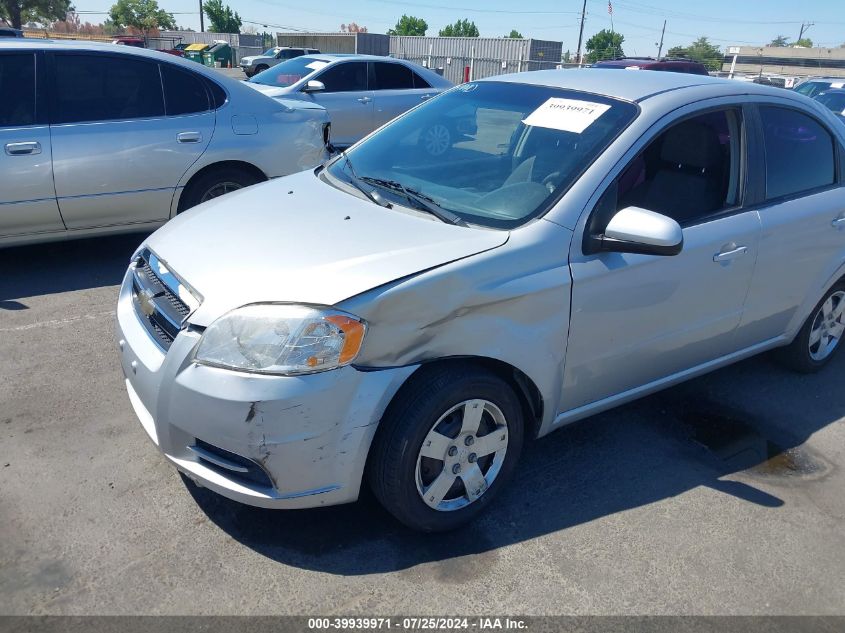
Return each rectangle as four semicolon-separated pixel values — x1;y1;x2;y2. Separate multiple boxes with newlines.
194;304;366;375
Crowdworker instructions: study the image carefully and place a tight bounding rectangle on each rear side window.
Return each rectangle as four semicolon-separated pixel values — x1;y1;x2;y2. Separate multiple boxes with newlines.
374;62;413;90
0;53;35;127
54;54;164;123
412;71;431;89
759;106;835;200
316;62;367;92
161;64;209;115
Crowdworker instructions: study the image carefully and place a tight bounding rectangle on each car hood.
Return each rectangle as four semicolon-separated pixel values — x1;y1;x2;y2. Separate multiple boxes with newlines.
244;82;296;99
241;56;270;64
145;170;508;326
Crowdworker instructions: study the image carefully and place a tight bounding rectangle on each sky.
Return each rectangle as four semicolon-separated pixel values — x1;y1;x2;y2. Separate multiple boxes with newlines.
73;0;845;54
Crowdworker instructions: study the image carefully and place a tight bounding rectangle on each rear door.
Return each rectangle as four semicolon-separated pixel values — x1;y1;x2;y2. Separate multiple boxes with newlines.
370;61;433;128
736;103;845;344
49;52;213;229
306;61;373;146
0;49;64;238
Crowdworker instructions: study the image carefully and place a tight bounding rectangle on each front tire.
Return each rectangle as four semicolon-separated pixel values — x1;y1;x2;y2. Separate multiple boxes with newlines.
368;364;524;532
778;282;845;373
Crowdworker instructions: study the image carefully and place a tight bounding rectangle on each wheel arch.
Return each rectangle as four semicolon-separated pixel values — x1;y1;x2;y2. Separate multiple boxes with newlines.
175;160;268;212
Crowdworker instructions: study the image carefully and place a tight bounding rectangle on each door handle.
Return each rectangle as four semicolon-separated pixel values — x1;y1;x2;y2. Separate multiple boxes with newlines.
713;244;748;262
832;216;845;229
4;141;41;156
357;96;372;104
176;132;202;143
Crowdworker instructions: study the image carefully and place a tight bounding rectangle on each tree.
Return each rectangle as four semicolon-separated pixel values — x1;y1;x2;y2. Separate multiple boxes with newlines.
769;35;789;47
203;0;240;33
505;29;523;39
439;18;478;37
0;0;72;29
795;37;813;48
387;14;426;36
340;22;367;33
585;29;624;63
667;36;722;71
108;0;174;34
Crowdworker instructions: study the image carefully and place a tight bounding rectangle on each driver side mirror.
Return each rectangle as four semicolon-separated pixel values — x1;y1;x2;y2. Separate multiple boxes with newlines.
593;206;683;256
303;80;325;93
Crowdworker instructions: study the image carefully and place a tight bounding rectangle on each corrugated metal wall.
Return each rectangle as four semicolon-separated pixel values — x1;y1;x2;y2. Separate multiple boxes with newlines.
275;32;389;55
390;36;563;83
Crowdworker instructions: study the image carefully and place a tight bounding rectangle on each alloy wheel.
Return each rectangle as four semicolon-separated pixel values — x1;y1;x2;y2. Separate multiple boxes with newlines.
199;181;244;203
415;399;509;511
809;290;845;361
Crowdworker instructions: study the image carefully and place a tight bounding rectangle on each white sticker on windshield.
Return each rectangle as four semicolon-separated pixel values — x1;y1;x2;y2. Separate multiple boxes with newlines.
831;82;845;89
305;61;329;71
522;98;611;134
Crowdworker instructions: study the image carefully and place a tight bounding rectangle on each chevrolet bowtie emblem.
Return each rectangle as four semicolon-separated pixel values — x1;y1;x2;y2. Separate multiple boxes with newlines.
137;288;157;317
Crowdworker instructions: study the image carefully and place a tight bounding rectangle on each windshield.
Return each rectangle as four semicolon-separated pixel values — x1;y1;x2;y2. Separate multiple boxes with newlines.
326;81;638;229
261;48;279;56
248;56;330;87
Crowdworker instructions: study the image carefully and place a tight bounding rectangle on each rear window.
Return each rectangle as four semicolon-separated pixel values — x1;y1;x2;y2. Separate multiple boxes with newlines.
54;54;164;123
816;92;845;114
760;106;836;200
161;64;209;115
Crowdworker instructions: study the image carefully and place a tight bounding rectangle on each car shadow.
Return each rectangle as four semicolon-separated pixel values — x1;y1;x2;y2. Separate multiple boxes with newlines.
0;232;151;306
186;351;844;575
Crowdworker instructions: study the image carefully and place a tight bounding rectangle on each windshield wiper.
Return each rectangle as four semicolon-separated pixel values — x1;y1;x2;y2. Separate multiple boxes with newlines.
341;153;391;208
359;177;468;227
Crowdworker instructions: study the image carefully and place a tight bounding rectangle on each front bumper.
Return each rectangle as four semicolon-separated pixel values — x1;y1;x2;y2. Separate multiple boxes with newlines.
116;264;417;509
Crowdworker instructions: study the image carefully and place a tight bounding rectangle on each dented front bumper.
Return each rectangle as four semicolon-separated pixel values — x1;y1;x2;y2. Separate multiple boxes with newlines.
116;269;417;509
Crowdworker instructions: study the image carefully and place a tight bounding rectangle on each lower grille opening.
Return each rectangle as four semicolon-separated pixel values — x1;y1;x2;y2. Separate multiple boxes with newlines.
191;438;274;489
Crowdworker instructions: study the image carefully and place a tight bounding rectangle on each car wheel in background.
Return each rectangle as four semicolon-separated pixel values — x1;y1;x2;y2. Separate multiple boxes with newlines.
368;364;524;532
778;281;845;373
420;123;451;156
179;166;261;212
254;64;268;74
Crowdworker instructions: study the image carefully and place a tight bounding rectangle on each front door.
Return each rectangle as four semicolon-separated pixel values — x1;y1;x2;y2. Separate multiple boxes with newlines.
307;61;373;147
561;107;761;412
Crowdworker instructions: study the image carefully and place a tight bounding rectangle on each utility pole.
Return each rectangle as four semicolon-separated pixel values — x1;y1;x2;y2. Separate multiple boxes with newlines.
575;0;587;67
796;21;814;44
199;0;204;32
656;19;666;59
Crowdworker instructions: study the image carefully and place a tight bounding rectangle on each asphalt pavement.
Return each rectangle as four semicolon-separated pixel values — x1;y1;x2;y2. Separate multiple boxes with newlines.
1;232;844;615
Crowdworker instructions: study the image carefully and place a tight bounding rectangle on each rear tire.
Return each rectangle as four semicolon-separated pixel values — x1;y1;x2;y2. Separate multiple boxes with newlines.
368;364;524;532
179;166;261;212
254;64;269;74
777;282;845;373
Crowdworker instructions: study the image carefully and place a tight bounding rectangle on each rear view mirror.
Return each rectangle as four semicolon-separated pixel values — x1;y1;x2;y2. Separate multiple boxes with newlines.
597;206;683;256
303;80;325;93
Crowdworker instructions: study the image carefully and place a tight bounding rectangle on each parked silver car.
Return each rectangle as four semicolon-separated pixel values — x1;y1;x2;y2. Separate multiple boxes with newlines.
0;40;329;248
794;76;845;98
117;70;845;531
239;46;320;78
245;54;452;148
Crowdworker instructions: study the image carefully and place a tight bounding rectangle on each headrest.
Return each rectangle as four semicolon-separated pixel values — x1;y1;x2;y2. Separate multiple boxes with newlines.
660;121;722;169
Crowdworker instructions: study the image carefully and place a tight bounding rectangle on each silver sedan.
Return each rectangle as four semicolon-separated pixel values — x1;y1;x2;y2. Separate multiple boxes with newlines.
244;54;452;148
117;69;845;531
0;40;329;248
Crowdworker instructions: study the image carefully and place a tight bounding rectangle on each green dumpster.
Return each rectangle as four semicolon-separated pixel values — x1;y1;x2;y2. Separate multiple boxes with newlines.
202;42;233;68
184;42;209;63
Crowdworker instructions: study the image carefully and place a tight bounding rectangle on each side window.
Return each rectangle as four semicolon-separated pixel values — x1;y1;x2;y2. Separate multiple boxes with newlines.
0;53;36;127
161;64;209;116
759;106;835;200
610;109;741;226
54;54;164;124
206;79;227;109
373;62;413;90
314;62;367;92
412;71;432;89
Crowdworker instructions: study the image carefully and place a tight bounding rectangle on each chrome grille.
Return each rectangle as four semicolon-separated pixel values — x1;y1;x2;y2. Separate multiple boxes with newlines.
131;248;199;351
